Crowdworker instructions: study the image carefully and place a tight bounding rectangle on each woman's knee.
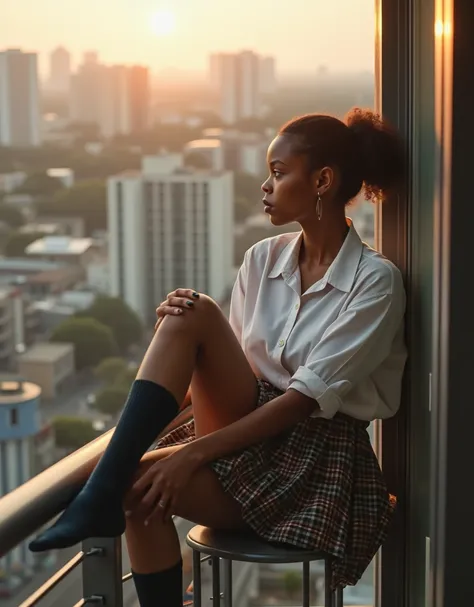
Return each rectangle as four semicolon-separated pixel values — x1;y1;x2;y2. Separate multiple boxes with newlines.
159;294;221;336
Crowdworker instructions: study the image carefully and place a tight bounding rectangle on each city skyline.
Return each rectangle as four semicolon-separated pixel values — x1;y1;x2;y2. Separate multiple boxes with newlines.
3;0;375;75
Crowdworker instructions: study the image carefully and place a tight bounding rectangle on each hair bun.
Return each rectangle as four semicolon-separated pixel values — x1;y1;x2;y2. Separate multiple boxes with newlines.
345;107;405;202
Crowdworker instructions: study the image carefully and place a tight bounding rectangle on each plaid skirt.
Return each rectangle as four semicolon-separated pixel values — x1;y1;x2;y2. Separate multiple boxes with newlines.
155;379;396;588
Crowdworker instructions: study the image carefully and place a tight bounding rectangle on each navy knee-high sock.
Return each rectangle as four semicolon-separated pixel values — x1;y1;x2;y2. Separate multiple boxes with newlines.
132;560;183;607
29;380;178;552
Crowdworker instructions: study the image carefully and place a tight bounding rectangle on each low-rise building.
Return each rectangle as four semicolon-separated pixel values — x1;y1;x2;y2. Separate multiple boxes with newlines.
18;342;74;400
25;236;96;268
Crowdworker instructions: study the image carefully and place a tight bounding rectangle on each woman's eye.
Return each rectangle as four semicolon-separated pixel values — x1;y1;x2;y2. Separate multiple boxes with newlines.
272;170;283;178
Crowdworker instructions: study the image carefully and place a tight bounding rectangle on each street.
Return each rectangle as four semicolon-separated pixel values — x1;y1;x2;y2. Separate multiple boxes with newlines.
40;377;104;422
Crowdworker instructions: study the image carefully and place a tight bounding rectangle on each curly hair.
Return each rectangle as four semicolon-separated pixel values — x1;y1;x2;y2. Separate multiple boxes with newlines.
279;107;405;204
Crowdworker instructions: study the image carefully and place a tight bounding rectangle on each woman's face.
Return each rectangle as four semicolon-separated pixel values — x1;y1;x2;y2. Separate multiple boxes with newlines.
261;134;320;226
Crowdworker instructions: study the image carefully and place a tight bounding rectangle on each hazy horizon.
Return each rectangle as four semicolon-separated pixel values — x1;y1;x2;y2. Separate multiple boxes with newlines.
3;0;375;76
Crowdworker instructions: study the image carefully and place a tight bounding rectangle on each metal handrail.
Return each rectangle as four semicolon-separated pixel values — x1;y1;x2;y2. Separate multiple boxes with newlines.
0;428;114;556
19;550;85;607
0;403;194;556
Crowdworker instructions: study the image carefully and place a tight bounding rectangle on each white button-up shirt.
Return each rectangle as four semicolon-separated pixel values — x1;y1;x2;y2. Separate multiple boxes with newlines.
229;220;407;421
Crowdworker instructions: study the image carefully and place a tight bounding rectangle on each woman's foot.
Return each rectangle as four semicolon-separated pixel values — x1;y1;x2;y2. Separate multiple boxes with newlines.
29;483;126;551
29;380;179;553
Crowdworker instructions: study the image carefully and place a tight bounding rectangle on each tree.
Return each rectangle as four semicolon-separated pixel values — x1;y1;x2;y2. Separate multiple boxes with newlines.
52;416;100;449
94;357;128;384
36;180;106;234
79;295;143;353
0;204;25;228
4;231;44;257
94;384;130;416
115;366;138;390
50;317;118;370
283;570;302;600
16;172;64;197
234;196;257;223
234;173;264;203
184;152;211;170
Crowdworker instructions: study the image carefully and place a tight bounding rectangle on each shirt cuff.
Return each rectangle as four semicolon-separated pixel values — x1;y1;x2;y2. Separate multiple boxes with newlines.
288;366;343;418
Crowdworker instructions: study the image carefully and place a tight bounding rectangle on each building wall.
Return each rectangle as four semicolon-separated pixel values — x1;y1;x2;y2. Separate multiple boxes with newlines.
18;349;74;399
0;50;41;147
108;176;147;319
108;167;234;323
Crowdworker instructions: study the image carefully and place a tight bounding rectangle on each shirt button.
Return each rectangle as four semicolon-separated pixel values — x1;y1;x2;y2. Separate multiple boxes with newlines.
278;339;285;347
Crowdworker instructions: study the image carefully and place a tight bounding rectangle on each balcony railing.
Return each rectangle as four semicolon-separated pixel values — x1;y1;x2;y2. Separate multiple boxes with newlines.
0;407;195;606
0;428;131;606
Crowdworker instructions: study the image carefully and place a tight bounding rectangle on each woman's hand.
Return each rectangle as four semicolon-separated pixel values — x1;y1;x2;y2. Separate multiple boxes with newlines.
125;446;203;525
154;288;200;331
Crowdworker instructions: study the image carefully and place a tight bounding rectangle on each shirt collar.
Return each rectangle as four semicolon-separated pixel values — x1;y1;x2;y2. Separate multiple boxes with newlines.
268;218;363;293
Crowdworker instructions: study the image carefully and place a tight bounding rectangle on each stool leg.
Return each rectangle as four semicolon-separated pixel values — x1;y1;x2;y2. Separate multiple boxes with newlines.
211;557;221;607
334;586;343;607
324;559;332;607
193;551;202;607
223;559;232;607
302;561;310;607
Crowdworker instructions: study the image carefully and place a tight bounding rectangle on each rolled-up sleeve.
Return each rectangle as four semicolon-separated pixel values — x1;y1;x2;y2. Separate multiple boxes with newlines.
288;291;405;418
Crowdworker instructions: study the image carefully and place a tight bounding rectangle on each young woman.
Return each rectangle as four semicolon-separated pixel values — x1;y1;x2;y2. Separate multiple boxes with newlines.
30;108;407;607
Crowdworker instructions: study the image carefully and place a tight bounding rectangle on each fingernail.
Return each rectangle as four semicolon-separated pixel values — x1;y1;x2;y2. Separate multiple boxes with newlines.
186;300;194;307
144;520;149;526
192;292;199;298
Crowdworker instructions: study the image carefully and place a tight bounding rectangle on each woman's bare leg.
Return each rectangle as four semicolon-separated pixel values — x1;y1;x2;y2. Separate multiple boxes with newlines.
126;446;245;574
137;294;258;436
30;294;257;554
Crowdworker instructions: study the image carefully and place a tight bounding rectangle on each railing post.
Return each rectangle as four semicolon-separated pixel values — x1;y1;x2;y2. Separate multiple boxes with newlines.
82;537;123;606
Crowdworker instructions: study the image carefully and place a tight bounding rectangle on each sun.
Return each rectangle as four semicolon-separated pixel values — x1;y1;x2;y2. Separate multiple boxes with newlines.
151;10;176;37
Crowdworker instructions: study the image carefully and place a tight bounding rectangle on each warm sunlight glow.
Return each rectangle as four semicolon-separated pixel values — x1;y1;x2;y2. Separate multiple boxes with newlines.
151;10;176;37
434;19;452;38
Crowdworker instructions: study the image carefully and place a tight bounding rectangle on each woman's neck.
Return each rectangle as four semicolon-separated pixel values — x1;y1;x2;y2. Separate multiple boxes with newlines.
299;213;349;268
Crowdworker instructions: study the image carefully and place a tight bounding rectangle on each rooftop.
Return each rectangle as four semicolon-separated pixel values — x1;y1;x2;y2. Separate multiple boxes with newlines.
18;342;73;364
0;258;64;272
185;139;222;149
25;236;94;256
0;379;41;405
27;265;84;285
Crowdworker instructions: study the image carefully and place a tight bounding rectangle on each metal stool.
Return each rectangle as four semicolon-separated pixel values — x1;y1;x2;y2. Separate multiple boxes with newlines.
186;525;343;607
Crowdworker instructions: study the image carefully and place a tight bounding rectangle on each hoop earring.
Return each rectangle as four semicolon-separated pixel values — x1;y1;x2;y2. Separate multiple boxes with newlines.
316;192;323;221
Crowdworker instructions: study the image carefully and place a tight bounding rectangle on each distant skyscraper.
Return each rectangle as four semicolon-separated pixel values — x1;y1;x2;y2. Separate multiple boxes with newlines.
108;154;234;323
70;54;150;137
259;56;277;95
0;49;41;147
69;51;104;125
210;51;263;124
49;46;71;93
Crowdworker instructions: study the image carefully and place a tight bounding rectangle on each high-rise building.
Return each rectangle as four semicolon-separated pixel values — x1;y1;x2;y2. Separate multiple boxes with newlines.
0;49;41;147
69;51;103;126
49;46;71;93
70;55;150;136
108;154;234;323
210;51;262;124
259;56;277;95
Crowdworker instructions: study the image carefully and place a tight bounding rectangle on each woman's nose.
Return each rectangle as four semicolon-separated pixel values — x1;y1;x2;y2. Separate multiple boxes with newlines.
261;177;272;193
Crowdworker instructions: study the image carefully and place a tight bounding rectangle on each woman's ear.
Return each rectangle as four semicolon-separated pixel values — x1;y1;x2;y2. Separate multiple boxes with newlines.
314;166;334;196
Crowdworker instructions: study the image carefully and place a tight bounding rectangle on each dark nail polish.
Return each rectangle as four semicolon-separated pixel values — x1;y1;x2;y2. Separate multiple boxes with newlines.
192;292;199;298
186;300;194;307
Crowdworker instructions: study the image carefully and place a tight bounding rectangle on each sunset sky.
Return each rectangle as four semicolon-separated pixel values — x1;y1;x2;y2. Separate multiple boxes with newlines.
3;0;374;74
